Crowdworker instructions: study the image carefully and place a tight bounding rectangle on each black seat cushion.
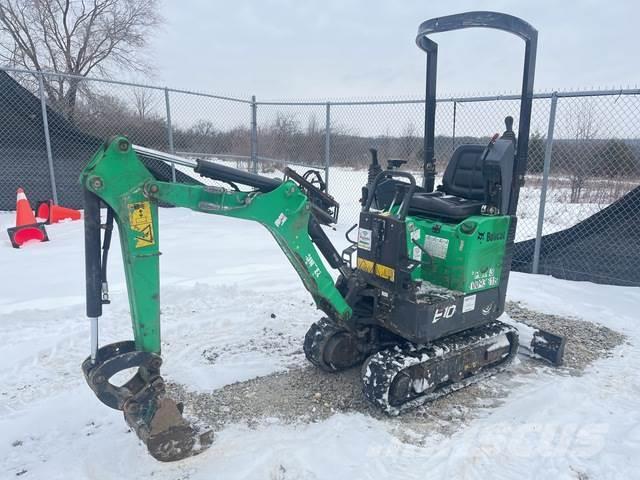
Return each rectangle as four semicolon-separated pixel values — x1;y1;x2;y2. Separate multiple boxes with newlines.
407;144;486;222
442;144;485;200
409;193;483;221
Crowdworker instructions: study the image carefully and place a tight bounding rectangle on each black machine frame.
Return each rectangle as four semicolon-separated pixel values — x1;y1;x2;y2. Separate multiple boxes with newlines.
415;11;538;216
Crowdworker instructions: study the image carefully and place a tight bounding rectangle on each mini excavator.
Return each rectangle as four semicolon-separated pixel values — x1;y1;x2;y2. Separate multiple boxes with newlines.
80;12;565;461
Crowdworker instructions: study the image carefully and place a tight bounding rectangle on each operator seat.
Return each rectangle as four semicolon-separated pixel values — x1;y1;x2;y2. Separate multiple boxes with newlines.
409;144;486;222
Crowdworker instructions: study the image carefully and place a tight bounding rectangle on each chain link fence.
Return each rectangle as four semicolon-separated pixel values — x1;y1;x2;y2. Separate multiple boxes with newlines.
1;66;638;285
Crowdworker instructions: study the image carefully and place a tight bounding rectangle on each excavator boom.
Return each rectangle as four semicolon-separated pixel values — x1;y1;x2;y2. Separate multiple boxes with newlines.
80;136;350;460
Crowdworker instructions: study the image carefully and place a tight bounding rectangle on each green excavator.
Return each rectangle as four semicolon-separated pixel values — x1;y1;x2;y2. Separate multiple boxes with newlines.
80;11;565;461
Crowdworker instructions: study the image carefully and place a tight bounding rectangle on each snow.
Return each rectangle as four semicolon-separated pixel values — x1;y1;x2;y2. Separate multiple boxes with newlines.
1;207;639;479
486;333;512;352
506;322;545;362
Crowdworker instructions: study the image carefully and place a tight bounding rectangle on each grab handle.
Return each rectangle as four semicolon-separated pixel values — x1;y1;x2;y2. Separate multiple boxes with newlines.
363;170;417;220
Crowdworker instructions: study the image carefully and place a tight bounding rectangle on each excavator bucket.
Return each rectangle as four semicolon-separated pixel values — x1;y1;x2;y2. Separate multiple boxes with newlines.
123;379;213;461
81;341;212;461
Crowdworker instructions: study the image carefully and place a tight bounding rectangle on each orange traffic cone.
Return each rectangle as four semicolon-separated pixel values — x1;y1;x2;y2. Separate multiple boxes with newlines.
36;200;81;224
7;188;49;248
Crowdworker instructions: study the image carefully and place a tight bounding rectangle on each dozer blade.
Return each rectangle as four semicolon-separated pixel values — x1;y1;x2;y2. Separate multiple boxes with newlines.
82;341;213;462
517;325;566;366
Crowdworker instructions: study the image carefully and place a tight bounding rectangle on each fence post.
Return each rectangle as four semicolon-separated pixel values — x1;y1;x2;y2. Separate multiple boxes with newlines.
250;95;258;173
164;87;176;182
324;102;331;192
452;100;457;155
532;92;558;274
38;73;58;204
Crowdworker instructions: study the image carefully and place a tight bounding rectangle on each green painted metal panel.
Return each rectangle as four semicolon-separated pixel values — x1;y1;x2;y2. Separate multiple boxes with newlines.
406;215;510;293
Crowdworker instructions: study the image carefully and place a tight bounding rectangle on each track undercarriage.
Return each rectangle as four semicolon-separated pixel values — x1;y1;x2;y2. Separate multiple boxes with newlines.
304;316;519;414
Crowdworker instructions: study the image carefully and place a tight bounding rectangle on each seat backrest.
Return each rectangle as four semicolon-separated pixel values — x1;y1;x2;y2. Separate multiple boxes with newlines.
442;144;486;201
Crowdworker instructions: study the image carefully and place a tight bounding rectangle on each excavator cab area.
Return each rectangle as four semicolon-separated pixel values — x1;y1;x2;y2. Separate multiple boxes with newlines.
369;115;518;223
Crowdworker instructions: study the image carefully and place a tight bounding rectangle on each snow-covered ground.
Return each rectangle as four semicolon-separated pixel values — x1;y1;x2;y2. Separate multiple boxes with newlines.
1;208;639;479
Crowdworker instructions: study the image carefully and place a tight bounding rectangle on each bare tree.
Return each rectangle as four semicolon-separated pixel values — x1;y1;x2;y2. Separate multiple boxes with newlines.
191;120;216;137
568;101;599;203
306;113;319;136
399;122;420;162
301;113;324;165
132;86;156;120
270;112;300;160
0;0;163;118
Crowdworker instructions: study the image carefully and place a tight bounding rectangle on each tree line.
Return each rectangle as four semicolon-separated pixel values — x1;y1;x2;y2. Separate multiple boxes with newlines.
72;94;639;179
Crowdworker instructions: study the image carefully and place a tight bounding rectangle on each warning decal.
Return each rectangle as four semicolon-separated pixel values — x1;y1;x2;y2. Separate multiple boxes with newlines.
462;294;476;313
274;212;288;228
128;201;155;248
424;235;449;260
358;228;372;251
357;258;395;282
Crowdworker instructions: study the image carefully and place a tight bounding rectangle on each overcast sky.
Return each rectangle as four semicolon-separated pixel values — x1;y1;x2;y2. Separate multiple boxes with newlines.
149;1;638;101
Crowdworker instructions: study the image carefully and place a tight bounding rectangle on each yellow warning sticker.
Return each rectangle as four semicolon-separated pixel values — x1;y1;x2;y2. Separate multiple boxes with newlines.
128;201;155;248
375;263;395;282
357;257;374;274
357;258;395;282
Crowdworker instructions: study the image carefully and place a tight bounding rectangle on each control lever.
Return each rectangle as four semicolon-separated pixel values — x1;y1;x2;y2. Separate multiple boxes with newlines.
482;116;517;214
361;148;383;206
474;133;500;214
501;115;516;146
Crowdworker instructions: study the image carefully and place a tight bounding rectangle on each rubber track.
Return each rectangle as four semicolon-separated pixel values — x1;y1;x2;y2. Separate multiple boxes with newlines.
361;321;519;415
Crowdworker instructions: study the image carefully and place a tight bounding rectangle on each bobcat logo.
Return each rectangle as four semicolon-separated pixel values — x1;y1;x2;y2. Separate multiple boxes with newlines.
478;231;505;242
481;302;495;316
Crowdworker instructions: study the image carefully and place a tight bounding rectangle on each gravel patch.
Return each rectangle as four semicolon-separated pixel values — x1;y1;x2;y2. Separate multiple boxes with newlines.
506;301;627;373
171;364;504;438
169;302;627;442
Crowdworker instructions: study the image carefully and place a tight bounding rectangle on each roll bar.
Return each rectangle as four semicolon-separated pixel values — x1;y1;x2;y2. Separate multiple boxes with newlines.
415;11;538;215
